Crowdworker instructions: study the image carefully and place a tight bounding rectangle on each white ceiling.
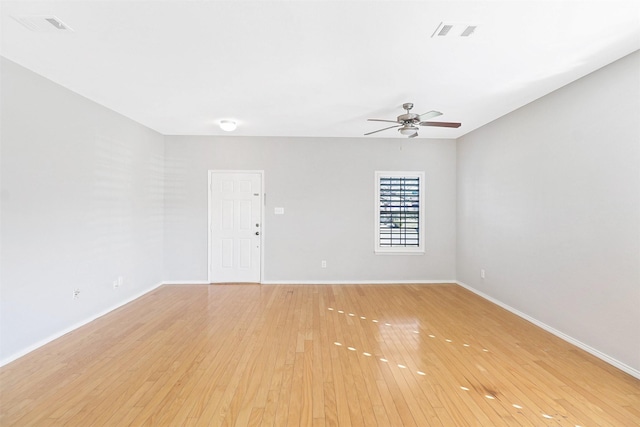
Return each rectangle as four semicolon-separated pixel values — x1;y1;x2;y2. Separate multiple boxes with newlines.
1;1;638;139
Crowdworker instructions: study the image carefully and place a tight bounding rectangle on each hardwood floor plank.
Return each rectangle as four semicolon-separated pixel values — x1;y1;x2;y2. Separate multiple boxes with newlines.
247;407;264;427
373;379;405;426
311;291;326;421
321;381;338;427
260;389;278;427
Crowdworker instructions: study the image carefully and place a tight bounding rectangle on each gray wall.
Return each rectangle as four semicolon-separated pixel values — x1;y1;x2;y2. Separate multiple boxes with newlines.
456;51;640;372
164;136;457;283
0;58;165;362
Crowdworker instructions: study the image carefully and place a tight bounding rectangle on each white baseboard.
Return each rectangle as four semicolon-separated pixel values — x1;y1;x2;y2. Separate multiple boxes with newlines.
162;280;210;285
455;280;640;380
162;279;456;286
260;279;456;285
0;281;164;367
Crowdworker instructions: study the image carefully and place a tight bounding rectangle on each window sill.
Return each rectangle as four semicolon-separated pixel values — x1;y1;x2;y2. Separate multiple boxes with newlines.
374;250;426;256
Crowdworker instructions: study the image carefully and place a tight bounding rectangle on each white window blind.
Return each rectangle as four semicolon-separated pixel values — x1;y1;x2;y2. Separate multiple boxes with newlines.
375;171;425;254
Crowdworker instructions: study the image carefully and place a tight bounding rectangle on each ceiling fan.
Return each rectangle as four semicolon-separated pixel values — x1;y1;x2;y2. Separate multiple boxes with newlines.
365;103;461;138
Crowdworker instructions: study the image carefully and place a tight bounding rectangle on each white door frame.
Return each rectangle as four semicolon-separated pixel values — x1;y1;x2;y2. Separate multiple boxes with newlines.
208;170;265;283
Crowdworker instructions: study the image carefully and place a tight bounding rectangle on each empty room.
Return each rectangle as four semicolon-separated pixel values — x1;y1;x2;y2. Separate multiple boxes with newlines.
1;1;639;426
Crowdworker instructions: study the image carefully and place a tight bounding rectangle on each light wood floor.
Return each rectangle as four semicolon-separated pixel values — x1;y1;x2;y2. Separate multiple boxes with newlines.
1;284;639;426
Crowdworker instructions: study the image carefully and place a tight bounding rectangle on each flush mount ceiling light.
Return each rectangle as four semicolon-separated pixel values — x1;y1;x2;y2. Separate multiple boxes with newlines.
219;120;237;132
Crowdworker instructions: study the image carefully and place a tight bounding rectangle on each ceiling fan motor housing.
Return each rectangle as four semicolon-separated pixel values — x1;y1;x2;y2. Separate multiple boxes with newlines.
398;102;419;123
397;113;420;123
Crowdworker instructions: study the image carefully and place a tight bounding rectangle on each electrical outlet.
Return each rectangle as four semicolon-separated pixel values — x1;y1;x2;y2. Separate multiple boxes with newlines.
113;280;119;289
480;269;486;279
321;260;327;268
73;288;80;299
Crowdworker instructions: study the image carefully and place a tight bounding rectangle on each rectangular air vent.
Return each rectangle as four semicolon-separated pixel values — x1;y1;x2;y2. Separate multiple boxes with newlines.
437;24;453;37
12;15;74;32
432;22;478;38
460;25;477;37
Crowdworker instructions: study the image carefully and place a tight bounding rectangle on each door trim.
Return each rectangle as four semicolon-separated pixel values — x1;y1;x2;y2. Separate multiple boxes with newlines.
207;170;265;284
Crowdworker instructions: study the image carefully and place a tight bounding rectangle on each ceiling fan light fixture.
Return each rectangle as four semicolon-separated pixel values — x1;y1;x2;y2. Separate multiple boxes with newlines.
219;120;237;132
398;126;418;136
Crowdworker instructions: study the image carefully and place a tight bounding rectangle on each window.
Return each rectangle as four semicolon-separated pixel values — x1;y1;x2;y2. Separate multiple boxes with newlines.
375;171;425;254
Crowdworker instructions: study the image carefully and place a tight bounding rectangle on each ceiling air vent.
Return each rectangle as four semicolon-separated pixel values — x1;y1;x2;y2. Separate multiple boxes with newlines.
437;24;453;37
12;15;74;32
431;22;478;38
460;25;477;37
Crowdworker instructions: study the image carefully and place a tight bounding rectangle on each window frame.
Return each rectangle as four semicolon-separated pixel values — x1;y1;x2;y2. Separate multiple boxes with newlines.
374;171;426;255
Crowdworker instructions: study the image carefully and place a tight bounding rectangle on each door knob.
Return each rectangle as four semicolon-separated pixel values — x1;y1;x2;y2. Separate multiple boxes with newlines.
255;232;260;236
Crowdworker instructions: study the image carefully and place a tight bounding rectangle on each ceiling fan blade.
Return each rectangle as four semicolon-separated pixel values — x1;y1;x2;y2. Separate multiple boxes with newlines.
364;124;401;136
367;118;401;124
418;111;443;120
408;132;419;138
419;121;462;128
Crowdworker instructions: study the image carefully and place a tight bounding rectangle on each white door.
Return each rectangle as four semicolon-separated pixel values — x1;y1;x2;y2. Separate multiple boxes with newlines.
209;171;262;283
